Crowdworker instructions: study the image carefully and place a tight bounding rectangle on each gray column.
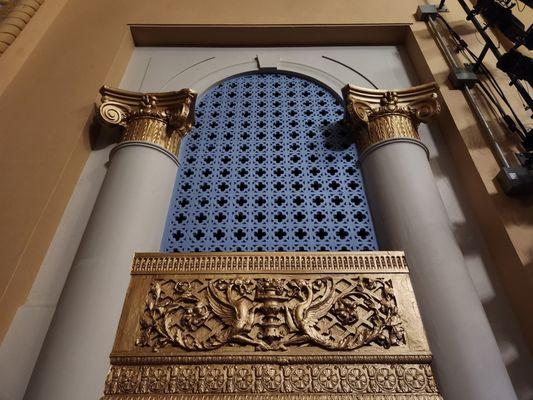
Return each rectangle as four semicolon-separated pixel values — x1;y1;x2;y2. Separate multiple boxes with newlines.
24;88;196;400
343;83;517;400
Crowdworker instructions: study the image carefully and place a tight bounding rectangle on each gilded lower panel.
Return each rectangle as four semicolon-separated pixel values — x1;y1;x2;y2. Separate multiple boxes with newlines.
100;252;442;399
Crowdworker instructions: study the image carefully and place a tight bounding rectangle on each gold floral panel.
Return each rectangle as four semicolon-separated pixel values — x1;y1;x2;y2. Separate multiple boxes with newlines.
102;251;443;399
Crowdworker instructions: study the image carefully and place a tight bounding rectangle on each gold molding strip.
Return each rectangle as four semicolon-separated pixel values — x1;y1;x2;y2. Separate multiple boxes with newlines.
0;0;43;55
342;83;440;155
109;354;433;365
131;251;409;274
100;251;442;399
104;363;440;397
103;395;443;400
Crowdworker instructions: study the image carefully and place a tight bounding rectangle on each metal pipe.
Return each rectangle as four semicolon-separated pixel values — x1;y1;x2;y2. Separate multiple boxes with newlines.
464;86;511;168
427;14;511;169
427;17;461;70
472;43;490;72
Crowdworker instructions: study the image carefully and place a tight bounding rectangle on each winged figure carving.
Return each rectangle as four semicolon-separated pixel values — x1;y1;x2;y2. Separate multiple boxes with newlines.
284;278;339;348
205;280;264;348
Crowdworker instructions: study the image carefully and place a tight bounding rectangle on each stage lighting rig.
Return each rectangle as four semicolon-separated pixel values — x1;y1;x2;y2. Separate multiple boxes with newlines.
454;0;533;111
471;0;529;47
417;2;533;194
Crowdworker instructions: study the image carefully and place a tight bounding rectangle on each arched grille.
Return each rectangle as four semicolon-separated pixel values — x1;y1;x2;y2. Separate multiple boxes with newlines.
161;73;377;252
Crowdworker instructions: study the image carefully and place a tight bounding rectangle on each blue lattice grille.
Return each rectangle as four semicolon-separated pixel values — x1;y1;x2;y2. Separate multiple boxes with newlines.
161;73;377;252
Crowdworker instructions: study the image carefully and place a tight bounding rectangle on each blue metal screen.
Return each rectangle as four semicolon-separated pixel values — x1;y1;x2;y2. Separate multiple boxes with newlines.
161;73;377;252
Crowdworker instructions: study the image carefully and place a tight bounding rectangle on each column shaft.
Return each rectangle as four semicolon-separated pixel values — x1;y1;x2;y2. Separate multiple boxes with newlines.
362;142;516;400
25;147;177;400
343;83;517;400
24;86;196;400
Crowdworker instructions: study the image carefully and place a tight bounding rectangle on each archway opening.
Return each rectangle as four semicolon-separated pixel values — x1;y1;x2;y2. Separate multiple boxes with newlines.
161;72;377;252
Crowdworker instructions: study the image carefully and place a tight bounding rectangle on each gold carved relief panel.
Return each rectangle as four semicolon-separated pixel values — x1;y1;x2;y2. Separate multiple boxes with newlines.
101;252;442;399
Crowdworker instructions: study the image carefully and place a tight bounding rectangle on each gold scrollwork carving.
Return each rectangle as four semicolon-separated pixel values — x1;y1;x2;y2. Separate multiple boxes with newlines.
136;276;405;352
97;86;197;155
342;83;440;155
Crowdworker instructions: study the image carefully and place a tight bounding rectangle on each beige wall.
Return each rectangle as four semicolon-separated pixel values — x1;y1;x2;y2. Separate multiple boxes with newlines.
0;0;532;351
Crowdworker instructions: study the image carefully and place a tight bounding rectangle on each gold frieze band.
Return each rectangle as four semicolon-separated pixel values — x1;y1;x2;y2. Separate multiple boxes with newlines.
100;251;443;399
342;83;440;155
97;86;197;156
131;251;408;274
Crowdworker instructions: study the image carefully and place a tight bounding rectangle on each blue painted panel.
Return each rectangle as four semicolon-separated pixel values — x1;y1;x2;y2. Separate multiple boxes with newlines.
161;73;378;252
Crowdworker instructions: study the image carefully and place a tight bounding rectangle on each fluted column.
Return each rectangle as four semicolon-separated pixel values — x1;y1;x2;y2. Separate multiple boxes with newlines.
25;87;196;400
343;83;516;400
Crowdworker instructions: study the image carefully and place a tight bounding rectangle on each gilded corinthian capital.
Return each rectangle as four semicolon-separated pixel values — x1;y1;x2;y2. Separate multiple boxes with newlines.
97;86;197;155
342;83;440;155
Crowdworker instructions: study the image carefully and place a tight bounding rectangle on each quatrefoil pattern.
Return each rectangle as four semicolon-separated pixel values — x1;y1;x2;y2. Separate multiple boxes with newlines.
161;73;377;252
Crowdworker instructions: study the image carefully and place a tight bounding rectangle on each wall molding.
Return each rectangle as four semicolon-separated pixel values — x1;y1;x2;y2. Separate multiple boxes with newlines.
130;24;411;47
0;0;44;55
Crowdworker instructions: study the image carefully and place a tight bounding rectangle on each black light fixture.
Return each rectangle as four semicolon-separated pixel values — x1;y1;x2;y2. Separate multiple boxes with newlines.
472;0;528;45
496;50;533;85
455;0;533;111
524;25;533;50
